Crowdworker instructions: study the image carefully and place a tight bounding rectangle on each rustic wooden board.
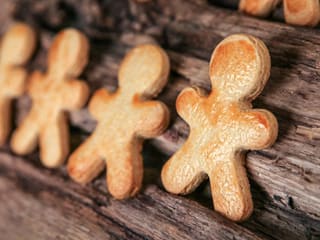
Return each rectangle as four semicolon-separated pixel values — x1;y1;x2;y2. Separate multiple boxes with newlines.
0;150;266;240
0;0;319;239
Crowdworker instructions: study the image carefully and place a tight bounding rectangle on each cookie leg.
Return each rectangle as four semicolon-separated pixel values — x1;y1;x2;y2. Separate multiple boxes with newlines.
106;141;143;199
68;135;105;184
39;114;69;168
11;111;39;155
161;147;206;195
0;98;11;146
208;153;253;222
284;0;320;27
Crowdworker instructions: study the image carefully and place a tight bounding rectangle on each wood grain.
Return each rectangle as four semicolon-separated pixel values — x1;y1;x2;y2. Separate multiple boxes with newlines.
0;0;319;239
0;150;264;240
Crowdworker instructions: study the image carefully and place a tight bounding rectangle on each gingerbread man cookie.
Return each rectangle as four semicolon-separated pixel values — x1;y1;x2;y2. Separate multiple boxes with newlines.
0;23;36;145
239;0;280;17
284;0;320;27
11;28;89;168
67;44;170;199
161;34;278;221
240;0;320;27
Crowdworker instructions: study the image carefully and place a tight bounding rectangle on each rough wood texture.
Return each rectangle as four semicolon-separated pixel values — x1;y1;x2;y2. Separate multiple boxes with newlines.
0;0;319;239
0;150;264;240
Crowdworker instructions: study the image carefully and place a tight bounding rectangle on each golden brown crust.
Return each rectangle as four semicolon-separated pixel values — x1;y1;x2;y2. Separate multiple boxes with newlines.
0;23;36;145
239;0;280;17
10;28;89;168
284;0;320;27
161;34;278;222
67;44;170;199
240;0;320;27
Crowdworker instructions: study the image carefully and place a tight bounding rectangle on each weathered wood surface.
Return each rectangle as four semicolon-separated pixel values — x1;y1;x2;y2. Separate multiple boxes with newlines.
0;0;319;239
0;150;266;240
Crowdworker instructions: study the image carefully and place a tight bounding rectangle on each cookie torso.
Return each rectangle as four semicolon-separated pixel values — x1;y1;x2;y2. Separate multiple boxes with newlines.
178;91;272;171
88;94;139;153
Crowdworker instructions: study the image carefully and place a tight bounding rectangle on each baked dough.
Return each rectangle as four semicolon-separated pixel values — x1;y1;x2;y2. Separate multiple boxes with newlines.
239;0;280;17
11;28;89;168
67;44;170;199
161;34;278;221
0;23;36;145
240;0;320;27
284;0;320;27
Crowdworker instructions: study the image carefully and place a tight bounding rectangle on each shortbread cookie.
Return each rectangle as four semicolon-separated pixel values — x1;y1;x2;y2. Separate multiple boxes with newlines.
239;0;280;17
284;0;320;27
67;44;170;199
161;34;278;221
0;23;36;145
11;28;89;168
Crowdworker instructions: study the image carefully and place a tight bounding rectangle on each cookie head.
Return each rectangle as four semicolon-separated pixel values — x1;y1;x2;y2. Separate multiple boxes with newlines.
209;34;270;102
48;28;89;78
118;44;170;97
0;23;36;66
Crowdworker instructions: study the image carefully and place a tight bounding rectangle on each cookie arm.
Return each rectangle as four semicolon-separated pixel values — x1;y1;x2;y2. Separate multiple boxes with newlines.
62;79;89;111
88;88;112;120
176;87;206;126
161;140;206;195
238;109;278;150
135;100;170;138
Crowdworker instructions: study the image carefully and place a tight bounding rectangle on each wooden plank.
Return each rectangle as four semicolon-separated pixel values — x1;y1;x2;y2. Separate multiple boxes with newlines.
1;0;319;239
0;178;136;240
13;38;320;239
23;33;319;221
0;150;265;240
